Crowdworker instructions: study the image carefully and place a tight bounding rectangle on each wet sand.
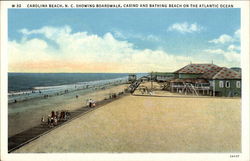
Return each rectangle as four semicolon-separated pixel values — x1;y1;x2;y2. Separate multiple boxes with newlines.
14;84;241;152
8;84;129;137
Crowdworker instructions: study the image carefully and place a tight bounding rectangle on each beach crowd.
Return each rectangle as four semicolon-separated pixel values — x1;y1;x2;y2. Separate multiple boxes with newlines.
41;110;71;127
40;98;97;127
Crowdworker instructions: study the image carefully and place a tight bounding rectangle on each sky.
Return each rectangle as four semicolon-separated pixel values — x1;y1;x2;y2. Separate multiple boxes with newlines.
8;9;241;73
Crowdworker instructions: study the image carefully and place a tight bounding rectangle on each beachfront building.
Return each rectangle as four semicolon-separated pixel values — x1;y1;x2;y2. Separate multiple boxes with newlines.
169;63;241;97
199;67;241;97
128;74;137;83
152;72;176;82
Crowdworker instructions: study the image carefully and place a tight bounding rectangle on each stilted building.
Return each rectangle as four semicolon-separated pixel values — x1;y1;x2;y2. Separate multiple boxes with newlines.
152;72;176;82
169;63;241;97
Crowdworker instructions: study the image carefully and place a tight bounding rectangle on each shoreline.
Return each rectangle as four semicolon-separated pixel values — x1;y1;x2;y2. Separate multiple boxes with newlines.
9;91;129;152
8;78;127;104
8;83;129;137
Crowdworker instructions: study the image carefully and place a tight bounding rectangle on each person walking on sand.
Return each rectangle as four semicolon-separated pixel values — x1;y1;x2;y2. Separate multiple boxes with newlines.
89;99;92;108
56;111;59;119
64;111;68;120
41;116;45;124
54;117;58;126
86;99;89;106
87;98;92;108
50;117;54;127
51;111;55;118
92;99;96;107
47;115;51;126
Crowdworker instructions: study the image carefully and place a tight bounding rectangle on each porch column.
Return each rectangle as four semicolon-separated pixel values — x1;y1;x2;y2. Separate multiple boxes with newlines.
213;80;215;97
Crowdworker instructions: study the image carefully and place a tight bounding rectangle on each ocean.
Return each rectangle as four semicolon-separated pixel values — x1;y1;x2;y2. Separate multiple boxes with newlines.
8;73;145;103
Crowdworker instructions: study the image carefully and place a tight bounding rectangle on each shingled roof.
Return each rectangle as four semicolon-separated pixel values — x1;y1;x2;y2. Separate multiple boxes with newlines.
174;64;220;74
198;67;223;79
200;67;241;79
175;63;241;80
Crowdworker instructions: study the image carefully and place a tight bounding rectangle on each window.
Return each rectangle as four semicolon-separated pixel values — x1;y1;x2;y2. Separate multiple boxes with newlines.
225;81;230;88
236;81;241;88
219;81;224;88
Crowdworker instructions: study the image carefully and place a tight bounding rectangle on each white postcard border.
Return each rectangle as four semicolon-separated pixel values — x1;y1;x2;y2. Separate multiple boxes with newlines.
1;1;249;161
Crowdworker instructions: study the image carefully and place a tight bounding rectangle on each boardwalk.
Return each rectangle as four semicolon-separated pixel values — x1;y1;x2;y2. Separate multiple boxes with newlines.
8;92;128;153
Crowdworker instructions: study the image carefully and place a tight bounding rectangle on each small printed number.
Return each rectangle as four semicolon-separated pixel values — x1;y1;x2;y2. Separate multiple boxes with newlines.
230;155;239;158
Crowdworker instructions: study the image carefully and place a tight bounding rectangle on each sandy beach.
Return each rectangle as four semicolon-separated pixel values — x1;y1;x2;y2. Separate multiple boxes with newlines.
8;83;129;137
14;82;241;153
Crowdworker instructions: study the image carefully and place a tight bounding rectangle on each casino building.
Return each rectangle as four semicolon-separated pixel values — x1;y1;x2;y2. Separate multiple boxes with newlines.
159;63;241;97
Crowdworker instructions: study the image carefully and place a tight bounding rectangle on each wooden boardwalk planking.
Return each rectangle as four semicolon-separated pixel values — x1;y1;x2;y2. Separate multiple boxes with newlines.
8;93;128;153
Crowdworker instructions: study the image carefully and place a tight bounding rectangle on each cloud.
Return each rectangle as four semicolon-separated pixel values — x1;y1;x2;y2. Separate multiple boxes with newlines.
234;29;240;39
228;44;240;51
10;26;241;72
203;49;240;66
19;26;72;39
208;34;234;44
168;22;203;34
144;35;160;42
209;28;240;44
204;28;241;67
206;28;241;67
113;30;160;42
113;30;126;39
10;26;193;73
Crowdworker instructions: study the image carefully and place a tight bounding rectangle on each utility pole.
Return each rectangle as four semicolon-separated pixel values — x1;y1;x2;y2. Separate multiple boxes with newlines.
151;71;153;90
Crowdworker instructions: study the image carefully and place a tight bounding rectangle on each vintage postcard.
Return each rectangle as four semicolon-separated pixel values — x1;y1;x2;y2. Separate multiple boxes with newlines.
0;0;249;161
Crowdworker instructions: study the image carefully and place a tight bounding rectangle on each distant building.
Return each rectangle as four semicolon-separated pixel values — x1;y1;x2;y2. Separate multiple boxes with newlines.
128;74;137;83
170;63;241;97
152;72;176;82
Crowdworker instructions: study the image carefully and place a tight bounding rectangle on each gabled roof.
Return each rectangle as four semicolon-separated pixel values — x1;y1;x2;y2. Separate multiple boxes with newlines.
174;64;220;74
212;67;241;79
174;63;241;80
199;67;241;79
230;67;241;73
198;67;223;79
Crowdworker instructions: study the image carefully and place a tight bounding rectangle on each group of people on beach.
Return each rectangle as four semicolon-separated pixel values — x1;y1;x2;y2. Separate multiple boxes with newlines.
87;98;96;108
39;91;124;127
41;110;70;127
